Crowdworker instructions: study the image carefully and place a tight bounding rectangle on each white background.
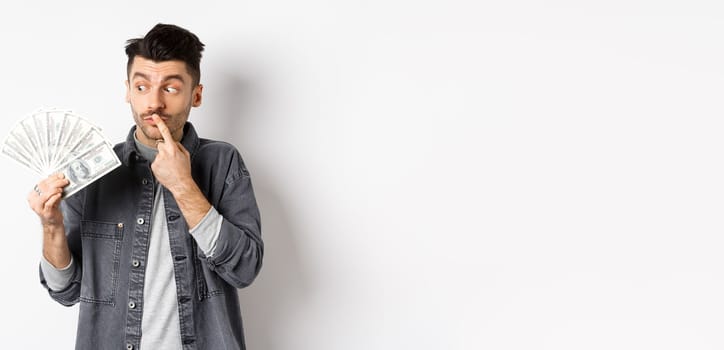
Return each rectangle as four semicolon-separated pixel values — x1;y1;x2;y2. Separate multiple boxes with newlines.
1;1;723;349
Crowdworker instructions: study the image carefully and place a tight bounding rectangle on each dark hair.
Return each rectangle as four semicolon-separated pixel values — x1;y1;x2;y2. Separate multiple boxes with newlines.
125;23;205;85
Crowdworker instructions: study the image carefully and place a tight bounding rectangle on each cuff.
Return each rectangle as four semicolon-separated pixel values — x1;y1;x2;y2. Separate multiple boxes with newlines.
189;206;222;257
40;255;75;291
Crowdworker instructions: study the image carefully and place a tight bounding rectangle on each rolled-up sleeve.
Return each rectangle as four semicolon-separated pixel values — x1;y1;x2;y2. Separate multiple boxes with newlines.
189;206;223;257
39;255;76;291
197;151;263;289
39;191;83;306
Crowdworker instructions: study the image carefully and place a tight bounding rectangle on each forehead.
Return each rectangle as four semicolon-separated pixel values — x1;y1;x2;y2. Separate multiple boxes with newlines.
129;56;191;82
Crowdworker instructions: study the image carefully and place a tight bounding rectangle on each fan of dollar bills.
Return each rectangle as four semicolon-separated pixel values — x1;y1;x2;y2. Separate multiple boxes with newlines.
1;107;121;198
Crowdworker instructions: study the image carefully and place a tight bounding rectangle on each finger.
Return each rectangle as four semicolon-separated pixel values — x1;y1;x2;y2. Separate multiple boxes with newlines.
151;114;174;144
48;177;70;189
37;177;69;195
177;142;190;156
37;173;61;190
44;192;63;211
42;187;64;210
53;173;67;183
31;184;45;204
28;189;53;215
27;192;41;212
39;186;62;203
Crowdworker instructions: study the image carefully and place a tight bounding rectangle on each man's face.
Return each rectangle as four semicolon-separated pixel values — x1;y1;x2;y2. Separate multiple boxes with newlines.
125;56;203;147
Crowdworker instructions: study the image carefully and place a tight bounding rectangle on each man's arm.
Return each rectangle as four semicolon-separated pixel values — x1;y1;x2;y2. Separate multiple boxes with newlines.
200;165;263;288
151;115;263;288
150;114;211;228
30;173;83;305
40;255;75;291
29;173;72;268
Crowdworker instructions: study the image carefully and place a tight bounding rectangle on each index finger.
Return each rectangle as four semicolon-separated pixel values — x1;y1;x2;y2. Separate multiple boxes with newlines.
151;114;174;143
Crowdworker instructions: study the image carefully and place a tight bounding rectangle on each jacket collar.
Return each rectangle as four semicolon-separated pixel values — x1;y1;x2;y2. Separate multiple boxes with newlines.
120;122;201;166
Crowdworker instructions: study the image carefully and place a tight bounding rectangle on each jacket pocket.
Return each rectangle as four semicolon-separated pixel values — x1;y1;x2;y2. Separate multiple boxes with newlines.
79;220;123;305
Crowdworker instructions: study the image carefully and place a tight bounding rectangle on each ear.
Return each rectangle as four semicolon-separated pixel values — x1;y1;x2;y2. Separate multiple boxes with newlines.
125;80;130;103
192;84;203;107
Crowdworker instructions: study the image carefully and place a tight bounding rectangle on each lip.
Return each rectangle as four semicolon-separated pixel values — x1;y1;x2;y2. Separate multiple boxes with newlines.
143;114;169;125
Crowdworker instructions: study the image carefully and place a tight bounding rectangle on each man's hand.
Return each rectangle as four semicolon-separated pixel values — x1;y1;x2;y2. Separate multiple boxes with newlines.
28;173;69;227
150;114;211;228
150;114;194;192
29;173;72;268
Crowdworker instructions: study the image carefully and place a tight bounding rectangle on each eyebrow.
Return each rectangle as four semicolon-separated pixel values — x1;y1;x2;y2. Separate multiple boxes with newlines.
131;72;187;83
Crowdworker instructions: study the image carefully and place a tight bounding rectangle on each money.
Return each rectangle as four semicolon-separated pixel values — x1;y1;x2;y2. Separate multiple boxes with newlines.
56;141;122;198
1;107;121;198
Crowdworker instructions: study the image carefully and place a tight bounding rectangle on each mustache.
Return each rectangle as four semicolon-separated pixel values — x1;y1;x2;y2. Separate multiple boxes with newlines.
141;110;172;119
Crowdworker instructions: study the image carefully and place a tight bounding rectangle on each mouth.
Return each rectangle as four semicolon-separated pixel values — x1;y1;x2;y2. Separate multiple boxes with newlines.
142;113;170;125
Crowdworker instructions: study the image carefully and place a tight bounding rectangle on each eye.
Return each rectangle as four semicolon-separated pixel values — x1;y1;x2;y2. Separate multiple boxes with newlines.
165;87;179;93
136;85;147;92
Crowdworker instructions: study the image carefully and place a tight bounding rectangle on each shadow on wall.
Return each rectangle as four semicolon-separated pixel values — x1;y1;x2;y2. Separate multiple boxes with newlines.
213;70;308;350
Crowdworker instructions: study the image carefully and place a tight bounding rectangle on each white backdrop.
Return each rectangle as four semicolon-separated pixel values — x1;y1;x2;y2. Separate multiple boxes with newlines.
1;1;723;349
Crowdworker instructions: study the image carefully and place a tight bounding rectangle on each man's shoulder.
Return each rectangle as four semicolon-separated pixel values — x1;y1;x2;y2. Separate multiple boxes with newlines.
196;137;241;154
193;138;250;177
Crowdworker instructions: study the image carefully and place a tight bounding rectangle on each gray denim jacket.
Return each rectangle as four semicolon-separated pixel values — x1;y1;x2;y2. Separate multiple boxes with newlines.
39;123;263;350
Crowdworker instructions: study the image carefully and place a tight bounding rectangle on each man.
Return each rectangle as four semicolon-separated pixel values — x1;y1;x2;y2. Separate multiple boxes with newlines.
28;23;263;350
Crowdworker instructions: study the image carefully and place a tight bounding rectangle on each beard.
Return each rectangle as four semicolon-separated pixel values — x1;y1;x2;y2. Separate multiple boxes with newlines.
131;106;191;145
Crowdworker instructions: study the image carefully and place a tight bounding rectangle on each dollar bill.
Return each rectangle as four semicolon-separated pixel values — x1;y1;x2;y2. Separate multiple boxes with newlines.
53;141;121;198
1;135;41;174
55;127;109;169
2;107;121;197
2;130;44;173
51;111;79;167
19;117;44;168
33;110;50;168
7;124;45;172
47;109;68;167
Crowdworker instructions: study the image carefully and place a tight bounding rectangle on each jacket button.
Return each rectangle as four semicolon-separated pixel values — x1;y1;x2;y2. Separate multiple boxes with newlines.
132;260;140;268
117;223;124;228
142;178;148;185
126;344;134;350
128;301;136;309
136;218;144;225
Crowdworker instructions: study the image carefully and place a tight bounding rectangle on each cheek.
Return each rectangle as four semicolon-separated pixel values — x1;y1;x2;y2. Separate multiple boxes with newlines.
127;97;140;110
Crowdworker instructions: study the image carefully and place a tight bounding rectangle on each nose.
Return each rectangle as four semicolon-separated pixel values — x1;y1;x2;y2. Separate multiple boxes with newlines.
147;88;165;111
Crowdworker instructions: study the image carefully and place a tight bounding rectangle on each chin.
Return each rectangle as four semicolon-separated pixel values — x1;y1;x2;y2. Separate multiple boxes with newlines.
138;126;161;140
